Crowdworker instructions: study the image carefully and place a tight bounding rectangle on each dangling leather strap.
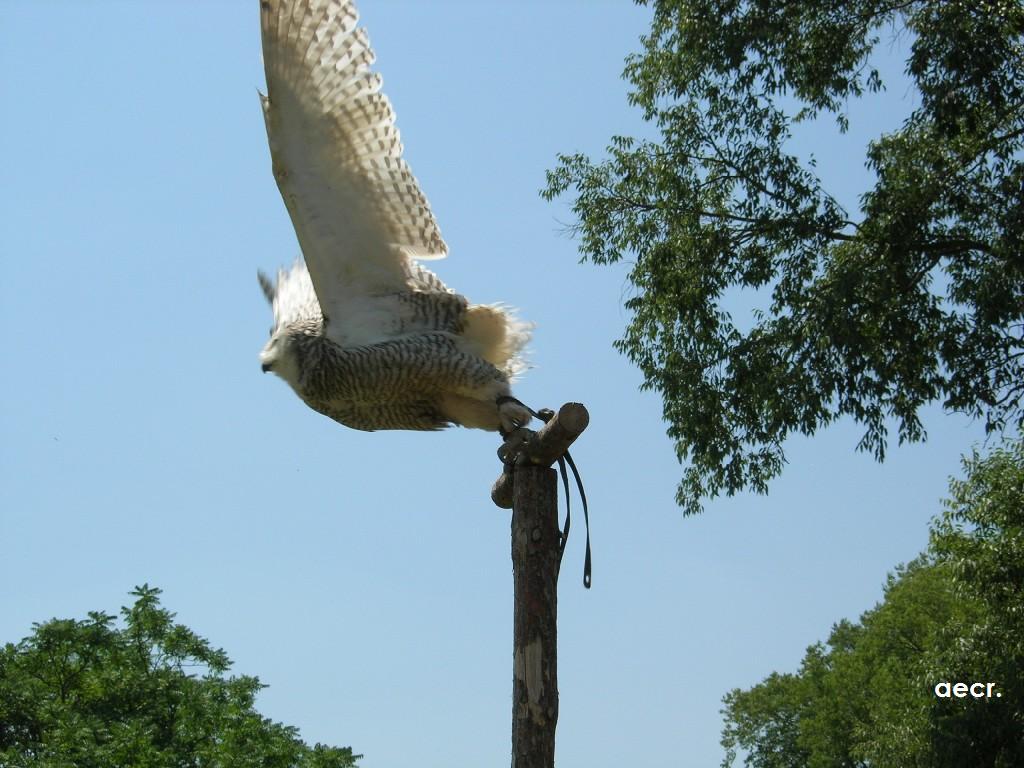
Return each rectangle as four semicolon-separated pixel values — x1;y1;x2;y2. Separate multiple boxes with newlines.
561;450;591;589
498;397;592;589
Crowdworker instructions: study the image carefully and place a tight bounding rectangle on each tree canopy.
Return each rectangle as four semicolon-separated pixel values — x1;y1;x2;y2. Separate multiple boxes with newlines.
543;0;1024;513
719;439;1024;767
0;586;360;768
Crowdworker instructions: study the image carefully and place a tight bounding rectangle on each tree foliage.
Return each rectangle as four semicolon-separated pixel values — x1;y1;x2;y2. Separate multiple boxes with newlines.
719;440;1024;767
927;439;1024;761
543;0;1024;513
0;586;360;768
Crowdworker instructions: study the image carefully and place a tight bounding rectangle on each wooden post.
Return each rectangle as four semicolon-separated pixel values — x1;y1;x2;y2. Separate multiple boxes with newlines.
511;465;559;768
493;402;589;768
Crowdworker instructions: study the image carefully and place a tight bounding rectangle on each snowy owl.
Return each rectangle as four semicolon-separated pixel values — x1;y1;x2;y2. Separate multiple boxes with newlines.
256;0;532;433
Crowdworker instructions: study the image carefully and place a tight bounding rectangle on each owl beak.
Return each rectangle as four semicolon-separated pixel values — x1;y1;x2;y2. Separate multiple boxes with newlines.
261;362;272;373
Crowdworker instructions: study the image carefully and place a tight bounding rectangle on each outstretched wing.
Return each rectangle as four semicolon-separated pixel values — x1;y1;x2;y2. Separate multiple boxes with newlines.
259;0;447;325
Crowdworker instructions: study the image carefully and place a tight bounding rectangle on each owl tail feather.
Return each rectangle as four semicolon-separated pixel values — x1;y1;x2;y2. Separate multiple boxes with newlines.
464;304;533;380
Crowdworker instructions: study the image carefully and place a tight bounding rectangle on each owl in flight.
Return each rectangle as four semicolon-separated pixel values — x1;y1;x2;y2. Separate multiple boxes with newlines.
257;0;532;433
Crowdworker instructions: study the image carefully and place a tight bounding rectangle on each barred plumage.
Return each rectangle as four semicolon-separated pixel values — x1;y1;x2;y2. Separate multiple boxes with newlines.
256;0;532;433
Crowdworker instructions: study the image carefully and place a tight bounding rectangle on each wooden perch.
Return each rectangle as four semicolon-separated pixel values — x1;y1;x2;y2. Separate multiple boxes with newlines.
510;465;559;768
491;402;590;509
492;401;590;768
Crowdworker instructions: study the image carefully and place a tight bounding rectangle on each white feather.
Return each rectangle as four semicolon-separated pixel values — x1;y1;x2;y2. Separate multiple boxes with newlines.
260;0;447;340
258;0;532;430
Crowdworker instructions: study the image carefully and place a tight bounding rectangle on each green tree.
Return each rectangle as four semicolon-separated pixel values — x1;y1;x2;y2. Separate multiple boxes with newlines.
719;440;1024;767
543;0;1024;513
0;586;360;768
926;440;1024;765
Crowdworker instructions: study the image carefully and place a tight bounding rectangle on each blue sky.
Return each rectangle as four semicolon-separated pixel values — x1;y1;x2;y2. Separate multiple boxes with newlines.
0;2;992;766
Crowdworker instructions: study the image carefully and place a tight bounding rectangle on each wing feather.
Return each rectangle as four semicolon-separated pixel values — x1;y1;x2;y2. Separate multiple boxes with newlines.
259;0;447;329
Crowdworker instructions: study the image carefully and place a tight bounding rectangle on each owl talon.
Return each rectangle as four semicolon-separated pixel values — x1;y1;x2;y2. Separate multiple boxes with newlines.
497;396;532;435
